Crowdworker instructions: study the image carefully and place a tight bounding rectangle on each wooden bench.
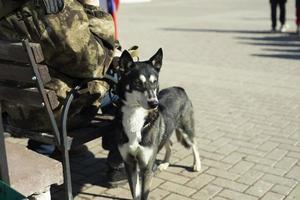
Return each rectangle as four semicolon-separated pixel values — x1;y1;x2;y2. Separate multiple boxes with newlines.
0;39;115;200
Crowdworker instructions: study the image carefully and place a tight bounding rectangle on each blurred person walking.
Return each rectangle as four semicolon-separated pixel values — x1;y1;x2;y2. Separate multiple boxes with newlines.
270;0;288;32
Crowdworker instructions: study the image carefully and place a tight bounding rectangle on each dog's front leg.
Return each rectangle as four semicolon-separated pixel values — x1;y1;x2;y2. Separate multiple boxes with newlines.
141;156;156;200
157;140;172;171
125;161;141;200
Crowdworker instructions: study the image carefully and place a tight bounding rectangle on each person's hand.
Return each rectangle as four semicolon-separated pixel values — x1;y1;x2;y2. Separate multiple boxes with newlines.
42;0;64;14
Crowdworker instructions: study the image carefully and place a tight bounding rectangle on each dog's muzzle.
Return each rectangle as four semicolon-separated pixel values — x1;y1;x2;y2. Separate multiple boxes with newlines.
147;99;159;109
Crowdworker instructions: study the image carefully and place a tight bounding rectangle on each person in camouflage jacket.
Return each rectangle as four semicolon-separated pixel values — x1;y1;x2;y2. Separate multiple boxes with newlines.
0;0;115;130
0;0;128;187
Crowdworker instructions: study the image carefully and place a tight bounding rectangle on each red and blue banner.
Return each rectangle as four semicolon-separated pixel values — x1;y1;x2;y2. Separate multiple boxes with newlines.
108;0;119;39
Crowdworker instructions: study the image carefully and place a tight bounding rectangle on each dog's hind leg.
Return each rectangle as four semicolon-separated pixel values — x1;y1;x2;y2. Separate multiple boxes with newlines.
176;128;201;172
157;140;172;171
125;161;141;200
176;104;201;172
191;141;201;172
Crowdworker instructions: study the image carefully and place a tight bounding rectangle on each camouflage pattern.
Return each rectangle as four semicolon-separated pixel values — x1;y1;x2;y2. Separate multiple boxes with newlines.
0;0;115;131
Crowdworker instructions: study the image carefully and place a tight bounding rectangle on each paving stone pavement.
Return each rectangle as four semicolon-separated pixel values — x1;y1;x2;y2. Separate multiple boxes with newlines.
6;0;300;199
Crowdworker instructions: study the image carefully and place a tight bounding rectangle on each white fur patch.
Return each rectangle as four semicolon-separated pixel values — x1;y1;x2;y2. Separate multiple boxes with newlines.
119;142;154;167
139;146;154;166
133;164;141;199
144;89;158;102
157;163;170;171
134;179;141;199
121;105;148;157
149;75;156;83
126;84;130;90
192;144;201;172
139;75;146;83
151;60;156;66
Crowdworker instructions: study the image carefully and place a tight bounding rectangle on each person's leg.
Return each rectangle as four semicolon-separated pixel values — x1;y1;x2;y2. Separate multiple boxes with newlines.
297;0;300;21
270;0;278;30
103;135;127;187
297;7;300;34
27;140;55;156
297;9;300;25
106;149;127;186
279;0;286;26
278;0;287;32
107;150;127;187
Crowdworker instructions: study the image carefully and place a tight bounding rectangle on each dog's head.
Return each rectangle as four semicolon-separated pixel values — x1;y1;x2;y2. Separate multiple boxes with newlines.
118;48;163;110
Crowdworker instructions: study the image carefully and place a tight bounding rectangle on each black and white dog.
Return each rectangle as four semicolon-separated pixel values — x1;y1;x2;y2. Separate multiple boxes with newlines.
116;48;201;200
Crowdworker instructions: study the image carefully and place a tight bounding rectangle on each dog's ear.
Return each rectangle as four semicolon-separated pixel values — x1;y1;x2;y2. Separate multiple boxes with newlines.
149;48;163;71
119;50;134;72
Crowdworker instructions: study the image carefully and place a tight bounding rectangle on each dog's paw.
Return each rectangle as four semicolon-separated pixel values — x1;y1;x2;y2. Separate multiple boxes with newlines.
193;163;201;172
157;162;170;171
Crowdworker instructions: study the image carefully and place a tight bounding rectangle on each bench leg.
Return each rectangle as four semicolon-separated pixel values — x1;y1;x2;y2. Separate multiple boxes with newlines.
60;90;77;200
0;103;10;184
61;101;73;200
61;147;73;200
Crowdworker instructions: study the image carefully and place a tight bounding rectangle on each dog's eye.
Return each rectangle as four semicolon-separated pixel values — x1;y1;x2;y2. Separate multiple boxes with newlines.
134;79;143;88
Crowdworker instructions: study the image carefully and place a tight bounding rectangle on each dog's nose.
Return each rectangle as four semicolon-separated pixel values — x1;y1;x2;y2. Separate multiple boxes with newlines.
148;100;159;109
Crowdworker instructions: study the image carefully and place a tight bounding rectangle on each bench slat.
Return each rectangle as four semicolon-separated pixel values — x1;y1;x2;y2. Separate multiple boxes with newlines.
0;63;51;84
0;40;44;63
38;65;52;84
0;86;59;109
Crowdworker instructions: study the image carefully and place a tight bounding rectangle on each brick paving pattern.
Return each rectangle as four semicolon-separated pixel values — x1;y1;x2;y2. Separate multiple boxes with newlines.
6;0;300;199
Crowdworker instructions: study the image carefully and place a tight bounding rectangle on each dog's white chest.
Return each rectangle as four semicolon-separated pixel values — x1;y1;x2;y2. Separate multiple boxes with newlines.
121;106;148;141
119;106;154;164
